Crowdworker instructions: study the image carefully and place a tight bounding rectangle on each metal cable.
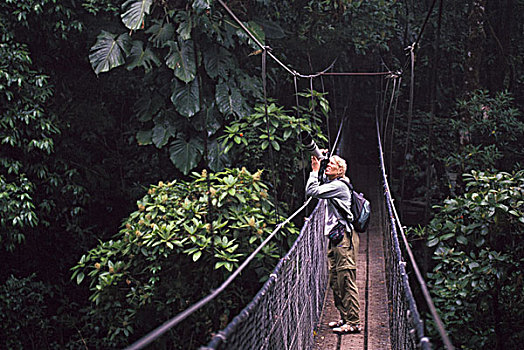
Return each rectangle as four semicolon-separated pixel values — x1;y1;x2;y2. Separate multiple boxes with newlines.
216;0;391;79
413;0;438;50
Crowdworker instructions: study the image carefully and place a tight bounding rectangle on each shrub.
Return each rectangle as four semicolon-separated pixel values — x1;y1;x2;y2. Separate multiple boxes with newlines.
426;170;524;349
0;275;54;349
72;168;298;348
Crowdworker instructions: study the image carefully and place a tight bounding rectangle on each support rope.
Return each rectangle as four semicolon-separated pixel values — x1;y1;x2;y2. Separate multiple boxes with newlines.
399;45;415;212
216;0;391;79
413;0;438;50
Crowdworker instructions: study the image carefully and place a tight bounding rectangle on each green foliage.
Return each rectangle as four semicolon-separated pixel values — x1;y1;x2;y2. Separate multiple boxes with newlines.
82;0;120;15
0;275;55;349
220;91;328;206
0;7;90;253
72;168;298;347
88;0;265;175
89;31;131;75
445;90;524;172
121;0;152;31
0;41;57;251
395;90;524;204
0;0;83;39
0;175;36;250
266;0;398;56
426;170;524;349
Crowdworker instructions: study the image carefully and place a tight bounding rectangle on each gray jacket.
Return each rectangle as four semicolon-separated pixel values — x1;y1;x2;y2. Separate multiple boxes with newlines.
305;171;353;235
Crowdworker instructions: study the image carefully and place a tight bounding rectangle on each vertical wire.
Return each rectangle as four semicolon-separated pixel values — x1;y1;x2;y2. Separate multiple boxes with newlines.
295;75;308;211
388;77;402;176
383;77;398;173
400;46;415;215
380;77;391;137
262;48;280;224
320;75;331;150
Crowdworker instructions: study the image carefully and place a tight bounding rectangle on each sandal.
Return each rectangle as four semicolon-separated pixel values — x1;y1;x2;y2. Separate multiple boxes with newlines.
333;324;362;334
328;320;344;328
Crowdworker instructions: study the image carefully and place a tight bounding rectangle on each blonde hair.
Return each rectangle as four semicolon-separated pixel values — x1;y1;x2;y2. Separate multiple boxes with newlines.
331;155;347;177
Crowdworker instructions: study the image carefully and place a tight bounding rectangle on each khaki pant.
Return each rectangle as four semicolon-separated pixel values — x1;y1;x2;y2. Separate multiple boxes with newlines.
327;228;360;325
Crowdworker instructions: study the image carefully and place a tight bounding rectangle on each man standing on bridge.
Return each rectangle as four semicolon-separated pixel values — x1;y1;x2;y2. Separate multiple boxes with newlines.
306;154;361;334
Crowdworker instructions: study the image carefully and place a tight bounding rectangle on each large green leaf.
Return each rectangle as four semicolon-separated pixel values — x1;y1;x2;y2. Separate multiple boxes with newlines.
165;40;196;83
235;71;263;101
150;114;178;148
205;105;223;137
134;90;163;122
121;0;152;31
207;139;230;172
146;20;175;48
215;81;244;118
89;31;130;75
175;11;193;41
169;137;204;174
151;124;169;148
171;79;200;118
203;46;234;79
127;40;161;72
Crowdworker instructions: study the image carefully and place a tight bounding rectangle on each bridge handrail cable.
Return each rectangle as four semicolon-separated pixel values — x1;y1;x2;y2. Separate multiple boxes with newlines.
376;115;454;349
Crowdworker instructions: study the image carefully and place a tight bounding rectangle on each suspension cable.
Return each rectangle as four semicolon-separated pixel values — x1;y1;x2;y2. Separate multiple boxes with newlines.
216;0;391;79
413;0;438;50
399;44;416;212
376;117;455;350
320;71;392;76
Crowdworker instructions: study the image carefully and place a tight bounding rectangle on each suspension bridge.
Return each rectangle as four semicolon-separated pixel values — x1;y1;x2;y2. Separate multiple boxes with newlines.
311;157;391;350
198;121;438;350
123;1;455;349
126;116;452;350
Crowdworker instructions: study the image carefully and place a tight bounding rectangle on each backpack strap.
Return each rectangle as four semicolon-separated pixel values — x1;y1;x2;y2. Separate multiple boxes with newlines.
326;178;355;248
328;178;352;221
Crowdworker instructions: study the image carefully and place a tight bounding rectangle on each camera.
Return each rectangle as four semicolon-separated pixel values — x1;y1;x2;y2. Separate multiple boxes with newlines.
300;131;329;182
300;131;326;160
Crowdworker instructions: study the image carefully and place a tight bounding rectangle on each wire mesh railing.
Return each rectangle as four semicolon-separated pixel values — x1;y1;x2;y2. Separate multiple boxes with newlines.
201;202;328;350
377;113;453;349
381;197;430;350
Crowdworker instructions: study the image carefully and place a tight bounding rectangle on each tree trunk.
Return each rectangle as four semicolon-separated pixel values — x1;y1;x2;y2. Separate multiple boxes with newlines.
492;278;504;350
464;0;486;93
424;0;443;224
485;0;515;92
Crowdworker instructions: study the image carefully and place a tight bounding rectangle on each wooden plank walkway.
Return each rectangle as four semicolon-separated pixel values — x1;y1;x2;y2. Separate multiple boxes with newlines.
313;163;391;350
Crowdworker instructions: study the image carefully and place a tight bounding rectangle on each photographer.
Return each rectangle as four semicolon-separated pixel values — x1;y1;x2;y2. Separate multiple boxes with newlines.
305;153;361;334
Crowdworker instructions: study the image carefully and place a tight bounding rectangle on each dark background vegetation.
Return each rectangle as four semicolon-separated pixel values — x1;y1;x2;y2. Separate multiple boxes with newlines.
1;0;523;349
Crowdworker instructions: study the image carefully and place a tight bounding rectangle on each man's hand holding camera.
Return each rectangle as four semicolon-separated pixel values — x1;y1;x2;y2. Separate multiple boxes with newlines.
311;148;328;173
